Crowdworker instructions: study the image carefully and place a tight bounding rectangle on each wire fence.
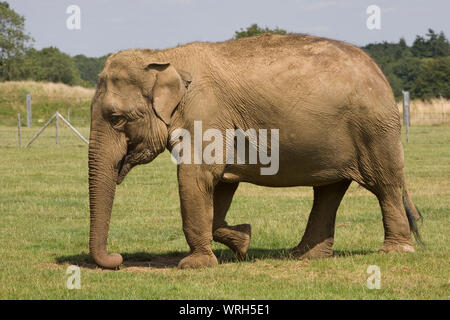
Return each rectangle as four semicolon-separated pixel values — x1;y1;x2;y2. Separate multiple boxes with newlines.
398;96;450;124
408;113;450;124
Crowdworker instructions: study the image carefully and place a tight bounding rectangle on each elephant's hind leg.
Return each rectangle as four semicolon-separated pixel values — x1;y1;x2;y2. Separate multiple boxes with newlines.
212;182;251;260
292;180;351;259
376;185;415;253
355;135;415;253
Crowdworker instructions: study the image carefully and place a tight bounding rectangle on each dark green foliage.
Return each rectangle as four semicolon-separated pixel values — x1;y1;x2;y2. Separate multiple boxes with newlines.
23;47;83;86
9;49;109;87
73;54;109;87
234;24;286;39
411;29;450;58
363;29;450;100
411;57;450;99
0;1;33;80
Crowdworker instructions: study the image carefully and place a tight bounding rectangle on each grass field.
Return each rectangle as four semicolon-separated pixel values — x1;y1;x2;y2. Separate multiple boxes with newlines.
0;122;449;300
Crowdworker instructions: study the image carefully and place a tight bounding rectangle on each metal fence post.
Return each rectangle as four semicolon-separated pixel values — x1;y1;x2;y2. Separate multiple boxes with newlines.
57;112;89;144
55;112;59;145
26;93;32;127
402;91;410;143
25;113;57;148
25;112;88;147
17;113;22;147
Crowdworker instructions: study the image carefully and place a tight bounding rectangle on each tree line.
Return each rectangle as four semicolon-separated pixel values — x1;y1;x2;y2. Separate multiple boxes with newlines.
0;2;448;100
361;29;449;100
0;2;108;87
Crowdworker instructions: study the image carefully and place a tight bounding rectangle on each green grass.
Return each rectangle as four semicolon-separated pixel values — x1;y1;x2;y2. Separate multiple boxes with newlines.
0;122;449;299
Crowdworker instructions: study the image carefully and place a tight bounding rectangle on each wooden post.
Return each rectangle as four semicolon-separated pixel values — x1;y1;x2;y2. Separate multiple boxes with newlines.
402;91;410;143
26;93;31;128
67;107;71;123
17;113;22;147
440;95;445;122
55;112;59;145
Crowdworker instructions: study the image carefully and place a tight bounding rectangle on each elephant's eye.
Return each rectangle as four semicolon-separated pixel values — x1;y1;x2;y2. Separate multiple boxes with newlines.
110;114;126;129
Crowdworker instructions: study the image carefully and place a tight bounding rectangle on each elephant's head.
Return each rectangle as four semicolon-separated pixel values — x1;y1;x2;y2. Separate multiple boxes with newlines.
88;50;191;268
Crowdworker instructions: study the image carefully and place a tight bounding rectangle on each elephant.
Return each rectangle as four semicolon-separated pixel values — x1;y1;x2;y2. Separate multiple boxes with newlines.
88;33;422;269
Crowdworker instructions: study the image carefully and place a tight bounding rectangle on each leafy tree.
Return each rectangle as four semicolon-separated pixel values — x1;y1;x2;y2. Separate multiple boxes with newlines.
411;28;450;58
363;29;449;100
363;40;411;67
385;72;404;98
0;1;33;80
73;54;109;87
411;57;450;99
234;24;286;39
23;47;83;86
392;57;422;92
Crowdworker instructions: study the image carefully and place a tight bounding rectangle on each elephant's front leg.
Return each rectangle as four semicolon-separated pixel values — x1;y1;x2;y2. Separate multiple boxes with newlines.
177;164;218;269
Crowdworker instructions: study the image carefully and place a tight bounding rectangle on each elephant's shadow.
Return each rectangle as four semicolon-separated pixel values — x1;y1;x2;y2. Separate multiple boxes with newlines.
55;248;374;270
55;248;288;269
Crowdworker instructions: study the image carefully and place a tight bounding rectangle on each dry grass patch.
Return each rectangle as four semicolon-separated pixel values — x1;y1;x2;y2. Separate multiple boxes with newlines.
397;98;450;124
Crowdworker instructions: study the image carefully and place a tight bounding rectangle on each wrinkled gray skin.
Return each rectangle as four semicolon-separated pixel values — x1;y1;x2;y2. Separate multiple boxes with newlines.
88;34;422;269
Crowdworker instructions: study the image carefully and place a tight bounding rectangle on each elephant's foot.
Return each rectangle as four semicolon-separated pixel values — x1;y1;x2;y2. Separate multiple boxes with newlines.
213;224;251;260
291;237;334;259
379;240;415;254
178;252;218;269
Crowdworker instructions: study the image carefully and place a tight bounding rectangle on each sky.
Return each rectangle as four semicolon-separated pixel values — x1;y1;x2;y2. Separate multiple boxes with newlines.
7;0;450;57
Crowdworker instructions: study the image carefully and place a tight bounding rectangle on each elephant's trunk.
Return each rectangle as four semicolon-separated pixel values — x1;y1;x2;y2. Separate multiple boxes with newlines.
88;128;126;269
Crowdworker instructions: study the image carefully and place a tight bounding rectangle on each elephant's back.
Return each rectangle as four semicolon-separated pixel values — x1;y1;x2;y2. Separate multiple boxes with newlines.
204;34;394;118
209;33;374;70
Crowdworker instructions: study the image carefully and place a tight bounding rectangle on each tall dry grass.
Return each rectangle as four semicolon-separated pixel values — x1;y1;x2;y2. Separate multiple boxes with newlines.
0;81;94;102
0;81;95;126
397;98;450;124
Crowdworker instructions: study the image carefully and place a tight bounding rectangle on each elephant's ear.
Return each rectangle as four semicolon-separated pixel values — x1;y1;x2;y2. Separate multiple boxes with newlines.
146;62;191;125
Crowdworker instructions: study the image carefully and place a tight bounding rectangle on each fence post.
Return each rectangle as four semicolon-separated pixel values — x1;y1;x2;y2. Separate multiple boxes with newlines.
25;113;57;148
26;93;32;128
17;113;22;147
402;90;410;143
57;112;89;144
55;112;59;145
25;112;88;147
67;107;71;123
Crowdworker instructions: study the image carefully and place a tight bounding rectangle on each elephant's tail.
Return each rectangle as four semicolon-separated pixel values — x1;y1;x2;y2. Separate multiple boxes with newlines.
402;186;424;246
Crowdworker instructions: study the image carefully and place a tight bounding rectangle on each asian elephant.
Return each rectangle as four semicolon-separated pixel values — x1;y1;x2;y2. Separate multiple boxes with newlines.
88;34;422;269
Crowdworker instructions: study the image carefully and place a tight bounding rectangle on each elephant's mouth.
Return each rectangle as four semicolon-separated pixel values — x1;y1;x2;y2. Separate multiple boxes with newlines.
116;149;156;185
116;157;131;185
